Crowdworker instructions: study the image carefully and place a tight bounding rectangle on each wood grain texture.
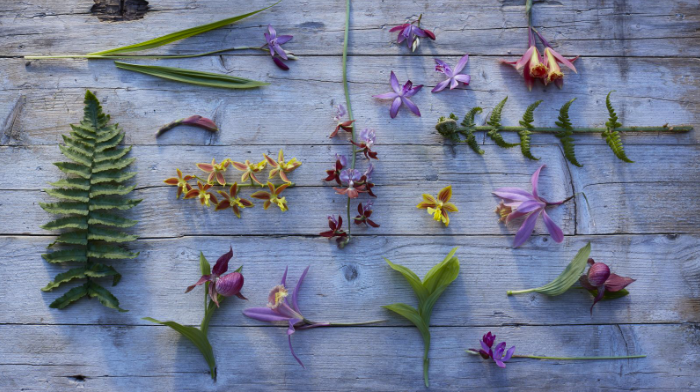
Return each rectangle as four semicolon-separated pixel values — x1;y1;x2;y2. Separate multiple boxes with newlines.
1;0;699;390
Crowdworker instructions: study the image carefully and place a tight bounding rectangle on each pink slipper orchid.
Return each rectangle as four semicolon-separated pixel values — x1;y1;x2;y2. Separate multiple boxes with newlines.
579;258;635;314
493;165;566;248
185;247;246;307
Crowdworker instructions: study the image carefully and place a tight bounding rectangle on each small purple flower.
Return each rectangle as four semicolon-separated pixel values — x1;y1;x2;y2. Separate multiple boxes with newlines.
242;266;329;367
336;153;348;168
264;25;293;70
364;163;374;181
351;128;379;160
492;165;565;248
335;169;364;198
468;332;515;368
432;54;471;93
359;128;376;148
334;104;347;122
185;247;247;307
373;71;423;118
389;16;436;52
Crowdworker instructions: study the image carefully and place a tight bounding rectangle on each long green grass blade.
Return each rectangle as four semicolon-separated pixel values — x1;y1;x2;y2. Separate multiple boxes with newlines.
114;62;269;89
90;1;282;55
507;243;591;296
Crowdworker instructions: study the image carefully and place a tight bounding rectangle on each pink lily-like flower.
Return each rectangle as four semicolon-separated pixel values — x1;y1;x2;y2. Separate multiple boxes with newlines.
533;29;578;88
500;28;548;91
373;71;423;118
432;54;471;93
186;247;246;307
493;165;566;248
579;258;635;314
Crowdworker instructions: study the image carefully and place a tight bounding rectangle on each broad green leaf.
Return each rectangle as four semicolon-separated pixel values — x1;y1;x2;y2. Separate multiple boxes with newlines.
200;252;211;276
143;317;217;379
422;247;459;293
49;284;88;309
383;303;430;342
42;248;88;263
86;281;127;312
384;258;428;302
114;62;269;89
507;243;591;296
588;288;630;301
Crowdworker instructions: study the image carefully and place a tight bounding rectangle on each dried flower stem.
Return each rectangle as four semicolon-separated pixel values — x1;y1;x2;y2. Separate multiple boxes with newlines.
343;0;357;242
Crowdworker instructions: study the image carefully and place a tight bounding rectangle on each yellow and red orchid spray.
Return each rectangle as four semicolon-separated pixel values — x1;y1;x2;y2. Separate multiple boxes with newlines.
164;151;300;216
416;185;458;227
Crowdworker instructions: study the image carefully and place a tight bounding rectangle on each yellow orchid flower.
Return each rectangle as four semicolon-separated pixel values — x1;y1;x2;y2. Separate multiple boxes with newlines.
416;185;458;226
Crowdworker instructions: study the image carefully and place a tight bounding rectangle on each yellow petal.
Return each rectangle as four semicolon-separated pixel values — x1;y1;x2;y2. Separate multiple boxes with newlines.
443;202;458;212
438;185;452;202
422;194;437;204
417;201;437;209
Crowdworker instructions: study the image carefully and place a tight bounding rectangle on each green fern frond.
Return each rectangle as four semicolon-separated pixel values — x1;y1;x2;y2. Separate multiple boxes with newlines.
518;100;542;160
555;98;582;167
41;90;141;311
460;107;485;154
603;91;634;163
487;97;518;148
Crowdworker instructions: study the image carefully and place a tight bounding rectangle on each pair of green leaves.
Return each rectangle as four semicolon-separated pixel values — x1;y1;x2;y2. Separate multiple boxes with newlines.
383;248;460;387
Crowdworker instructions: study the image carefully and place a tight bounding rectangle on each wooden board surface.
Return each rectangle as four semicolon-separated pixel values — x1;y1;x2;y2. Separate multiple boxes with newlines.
1;0;699;390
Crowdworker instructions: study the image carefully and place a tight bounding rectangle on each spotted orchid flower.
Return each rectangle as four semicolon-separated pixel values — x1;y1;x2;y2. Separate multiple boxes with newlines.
215;183;254;218
373;71;423;118
231;159;267;185
334;169;365;198
493;165;566;248
186;247;246;307
330;104;354;138
579;258;635;314
468;332;515;368
264;25;293;70
185;181;218;207
251;181;290;212
164;168;194;199
417;185;458;227
432;54;471;93
350;128;378;160
196;158;231;186
264;150;301;183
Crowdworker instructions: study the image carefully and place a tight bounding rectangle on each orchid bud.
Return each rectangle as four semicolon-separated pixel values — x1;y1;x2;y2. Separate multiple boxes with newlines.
182;115;218;132
587;262;611;287
412;37;420;52
483;332;496;348
215;272;245;297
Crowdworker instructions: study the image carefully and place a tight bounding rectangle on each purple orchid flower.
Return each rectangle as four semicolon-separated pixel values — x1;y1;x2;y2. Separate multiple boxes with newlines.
264;25;293;70
468;332;516;368
242;266;328;367
185;247;247;307
335;169;364;198
373;71;423;118
389;16;436;52
579;258;635;314
493;165;566;248
432;54;471;93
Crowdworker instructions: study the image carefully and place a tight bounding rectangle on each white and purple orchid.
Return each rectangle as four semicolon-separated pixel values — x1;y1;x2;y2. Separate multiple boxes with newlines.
185;247;246;307
264;25;293;70
373;71;423;118
493;165;566;248
432;54;471;93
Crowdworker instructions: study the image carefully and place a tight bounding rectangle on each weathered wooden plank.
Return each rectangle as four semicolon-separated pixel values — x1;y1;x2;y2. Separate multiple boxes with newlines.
2;235;697;326
0;323;694;391
2;0;699;57
3;56;697;147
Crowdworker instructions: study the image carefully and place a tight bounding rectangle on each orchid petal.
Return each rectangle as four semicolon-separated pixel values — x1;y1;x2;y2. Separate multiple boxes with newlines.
493;187;535;202
211;246;233;276
548;48;577;73
453;74;471;85
401;97;421;117
541;210;564;243
513;210;541;248
390;97;402;118
431;79;450;93
605;274;636;292
514;200;545;214
437;185;452;202
515;46;536;70
390;71;400;93
291;265;310;313
243;307;291;322
276;35;293;45
449;78;459;90
373;92;399;99
454;53;470;74
288;333;305;368
185;275;212;293
281;266;288;286
403;84;422;97
531;165;546;200
504;346;516;361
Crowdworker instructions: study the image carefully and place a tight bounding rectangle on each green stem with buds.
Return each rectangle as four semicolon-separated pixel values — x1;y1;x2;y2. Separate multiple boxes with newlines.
457;125;692;134
342;0;356;243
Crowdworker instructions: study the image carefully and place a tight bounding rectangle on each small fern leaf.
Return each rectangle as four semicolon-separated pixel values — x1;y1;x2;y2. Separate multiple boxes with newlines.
89;197;142;211
89;184;136;198
554;98;582;167
518;100;542;160
605;91;622;130
42;248;88;263
49;231;88;247
603;91;634;163
88;212;138;228
93;157;136;173
461;107;485;154
49;178;91;191
518;130;538;160
40;202;89;216
487;97;518;148
41;216;88;230
49;284;89;309
519;100;542;129
88;227;138;243
42;267;89;291
86;281;127;312
91;170;137;184
94;146;131;163
88;244;140;260
44;188;89;202
54;162;91;179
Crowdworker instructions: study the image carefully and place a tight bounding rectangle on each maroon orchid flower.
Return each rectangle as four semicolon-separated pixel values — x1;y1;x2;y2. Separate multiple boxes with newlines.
468;332;516;368
334;169;366;199
186;247;247;307
329;104;355;138
390;15;436;52
324;154;347;185
350;129;378;160
354;201;379;227
373;72;423;118
215;183;254;218
320;215;348;244
579;258;635;314
360;164;376;197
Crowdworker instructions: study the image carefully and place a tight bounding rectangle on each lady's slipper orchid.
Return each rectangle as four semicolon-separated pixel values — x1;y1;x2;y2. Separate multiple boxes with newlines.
264;150;301;183
416;185;458;227
390;16;436;52
164;168;194;199
500;28;548;91
350;129;378;160
324;154;347;185
534;29;578;88
242;266;328;367
196;158;231;186
231;159;267;185
185;181;218;207
186;247;247;307
330;104;354;138
264;25;293;70
493;165;566;248
334;169;365;198
216;183;254;218
354;201;379;227
373;71;423;118
319;215;347;244
251;181;290;212
468;332;515;368
579;258;635;313
432;54;471;93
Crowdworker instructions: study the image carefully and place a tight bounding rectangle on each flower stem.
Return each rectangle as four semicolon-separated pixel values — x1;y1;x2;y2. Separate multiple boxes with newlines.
325;319;386;326
342;0;356;242
458;125;692;133
507;289;536;296
25;47;267;60
192;175;288;188
512;354;646;360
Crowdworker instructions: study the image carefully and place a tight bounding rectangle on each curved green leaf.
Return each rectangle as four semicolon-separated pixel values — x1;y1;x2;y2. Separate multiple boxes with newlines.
41;216;88;230
89;184;136;197
42;248;88;264
93;157;135;173
49;178;91;191
507;243;591;296
88;212;138;228
94;146;131;163
422;247;459;293
384;258;428;302
87;243;139;260
54;162;91;178
40;202;89;215
91;170;137;184
89;197;142;211
49;230;88;247
86;281;127;312
49;284;88;309
88;227;138;242
487;97;518;148
460;107;485;154
95;132;125;152
115;62;269;90
518;100;542;160
603;91;633;163
44;188;89;202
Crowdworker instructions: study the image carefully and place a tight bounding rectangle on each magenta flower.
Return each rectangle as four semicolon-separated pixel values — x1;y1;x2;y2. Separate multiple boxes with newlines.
389;17;436;52
493;165;566;248
373;71;423;118
432;54;471;93
320;215;348;245
264;25;293;70
579;258;635;314
242;266;328;367
185;247;247;307
468;332;515;368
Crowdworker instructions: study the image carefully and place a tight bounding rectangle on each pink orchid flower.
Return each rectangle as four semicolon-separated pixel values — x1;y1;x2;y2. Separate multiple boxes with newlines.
185;247;246;307
499;28;548;91
432;54;471;93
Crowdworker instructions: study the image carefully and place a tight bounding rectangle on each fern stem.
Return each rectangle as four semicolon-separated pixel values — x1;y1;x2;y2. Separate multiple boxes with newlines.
342;0;356;243
459;126;692;133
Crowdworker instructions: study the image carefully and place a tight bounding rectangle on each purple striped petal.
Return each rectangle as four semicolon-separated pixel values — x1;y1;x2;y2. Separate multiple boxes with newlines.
505;209;530;224
450;78;460;90
513;210;541;248
503;346;516;361
454;54;470;74
373;92;398;99
403;84;422;98
212;246;233;276
390;97;402;118
292;266;310;313
276;35;293;45
514;200;545;214
390;71;400;93
431;79;450;93
541;209;564;243
493;187;535;202
531;165;545;200
401;97;421;117
454;74;471;85
281;266;288;286
243;307;291;323
288;334;304;368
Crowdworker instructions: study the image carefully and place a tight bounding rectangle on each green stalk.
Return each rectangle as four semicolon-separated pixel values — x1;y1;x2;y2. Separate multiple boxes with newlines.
507;288;537;295
423;337;431;387
513;354;646;360
25;47;267;60
458;125;692;133
324;320;386;326
342;0;356;242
